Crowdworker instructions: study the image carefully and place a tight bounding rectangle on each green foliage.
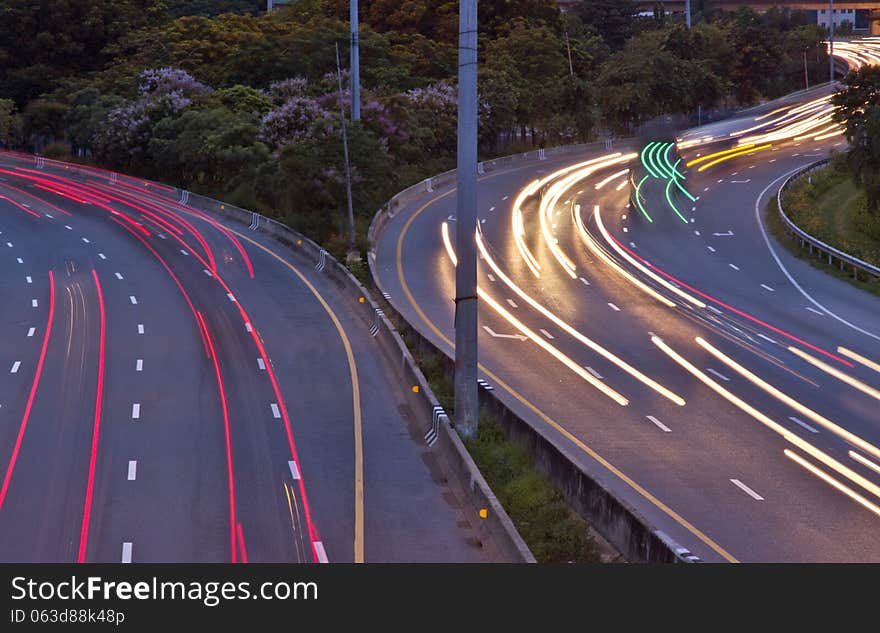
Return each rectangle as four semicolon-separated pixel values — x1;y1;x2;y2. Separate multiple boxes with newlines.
0;99;19;147
833;66;880;212
465;414;600;563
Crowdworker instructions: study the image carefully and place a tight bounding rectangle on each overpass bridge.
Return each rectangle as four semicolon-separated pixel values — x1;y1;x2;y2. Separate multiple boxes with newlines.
557;1;880;35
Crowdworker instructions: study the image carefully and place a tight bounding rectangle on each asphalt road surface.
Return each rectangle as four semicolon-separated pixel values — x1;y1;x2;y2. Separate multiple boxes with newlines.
0;152;488;563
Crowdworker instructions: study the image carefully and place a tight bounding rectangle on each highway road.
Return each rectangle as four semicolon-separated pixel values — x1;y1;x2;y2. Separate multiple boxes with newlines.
0;152;488;563
374;43;880;562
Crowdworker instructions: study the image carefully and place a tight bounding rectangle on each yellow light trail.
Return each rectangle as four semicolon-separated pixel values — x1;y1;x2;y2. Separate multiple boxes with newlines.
838;346;880;375
696;144;772;172
784;449;880;519
593;206;706;308
511;179;542;278
685;144;756;168
652;335;880;502
697;337;880;463
789;346;880;403
850;451;880;476
574;206;675;308
473;226;686;406
441;221;629;406
594;168;630;190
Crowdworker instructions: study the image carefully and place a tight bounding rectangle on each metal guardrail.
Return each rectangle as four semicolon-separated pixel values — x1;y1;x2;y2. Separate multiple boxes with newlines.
777;159;880;281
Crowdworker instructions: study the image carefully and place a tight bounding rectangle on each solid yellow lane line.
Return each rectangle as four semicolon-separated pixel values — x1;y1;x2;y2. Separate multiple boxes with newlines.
393;188;738;563
234;230;365;564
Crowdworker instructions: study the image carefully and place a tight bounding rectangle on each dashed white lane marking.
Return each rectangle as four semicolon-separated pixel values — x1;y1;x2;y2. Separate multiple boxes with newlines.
805;306;824;316
270;403;281;419
579;277;590;286
25;276;32;284
607;302;621;311
694;230;700;236
45;213;53;218
789;416;819;433
121;542;132;563
136;359;143;372
180;249;189;256
158;234;166;240
26;327;35;337
489;206;496;212
506;299;518;308
584;366;603;380
31;299;38;308
257;358;266;370
137;324;144;335
707;246;716;253
760;284;775;292
313;541;328;563
203;269;212;276
127;460;137;481
10;361;20;374
115;272;124;280
16;258;22;264
706;368;730;382
539;329;555;340
6;242;12;247
502;195;509;201
227;293;236;303
98;253;106;260
729;264;740;271
646;415;671;432
487;273;496;282
82;237;90;243
707;305;722;315
703;187;709;192
288;461;301;480
245;322;253;333
730;479;764;501
757;333;778;344
131;403;141;419
64;225;72;230
769;158;777;163
129;295;138;305
622;214;627;220
717;179;724;184
622;227;628;233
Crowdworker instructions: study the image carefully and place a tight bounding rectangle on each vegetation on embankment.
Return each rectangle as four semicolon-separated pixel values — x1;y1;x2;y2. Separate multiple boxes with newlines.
767;156;880;296
413;346;604;563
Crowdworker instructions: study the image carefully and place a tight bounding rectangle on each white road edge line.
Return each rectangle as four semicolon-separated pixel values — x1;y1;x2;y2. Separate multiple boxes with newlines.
755;168;880;342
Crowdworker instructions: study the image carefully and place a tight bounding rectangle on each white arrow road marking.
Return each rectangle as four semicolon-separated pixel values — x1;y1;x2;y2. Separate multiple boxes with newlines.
482;326;527;341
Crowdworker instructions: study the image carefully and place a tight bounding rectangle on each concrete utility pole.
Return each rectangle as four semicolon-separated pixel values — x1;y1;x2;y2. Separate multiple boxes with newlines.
829;0;835;84
685;0;692;28
454;0;479;438
335;43;358;257
350;0;360;122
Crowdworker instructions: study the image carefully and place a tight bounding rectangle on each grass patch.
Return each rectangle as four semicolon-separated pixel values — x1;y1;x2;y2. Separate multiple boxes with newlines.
766;198;880;298
767;161;880;297
413;346;601;563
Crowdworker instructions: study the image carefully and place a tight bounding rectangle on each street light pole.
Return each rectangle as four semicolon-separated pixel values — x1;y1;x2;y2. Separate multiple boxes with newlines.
829;0;835;84
350;0;360;122
335;43;357;257
454;0;479;438
804;46;810;90
686;0;692;28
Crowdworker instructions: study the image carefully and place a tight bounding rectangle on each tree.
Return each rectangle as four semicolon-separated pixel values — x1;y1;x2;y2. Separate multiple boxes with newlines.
0;99;19;148
833;66;880;212
572;0;638;51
